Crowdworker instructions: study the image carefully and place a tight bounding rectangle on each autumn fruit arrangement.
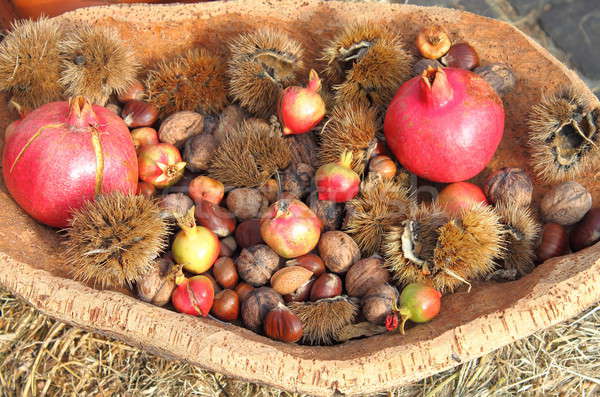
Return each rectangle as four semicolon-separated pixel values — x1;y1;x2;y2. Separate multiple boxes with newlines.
1;17;599;347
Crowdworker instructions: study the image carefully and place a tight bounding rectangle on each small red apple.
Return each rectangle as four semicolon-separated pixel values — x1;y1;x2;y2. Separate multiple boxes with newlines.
437;182;487;216
171;275;215;317
188;176;225;205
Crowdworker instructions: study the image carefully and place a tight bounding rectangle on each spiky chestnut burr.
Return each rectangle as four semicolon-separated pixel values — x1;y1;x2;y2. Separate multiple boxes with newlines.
0;18;64;110
528;86;600;183
209;119;292;188
146;48;228;118
344;175;415;256
383;204;505;292
319;101;378;174
58;25;139;106
64;193;169;288
495;202;541;277
227;28;304;118
288;296;359;345
321;23;412;110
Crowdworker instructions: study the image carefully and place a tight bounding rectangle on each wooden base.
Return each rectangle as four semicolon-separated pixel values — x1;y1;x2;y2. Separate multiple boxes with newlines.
0;1;599;395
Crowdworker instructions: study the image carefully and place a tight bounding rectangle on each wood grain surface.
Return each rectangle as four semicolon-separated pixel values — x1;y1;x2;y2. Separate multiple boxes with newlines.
0;1;599;395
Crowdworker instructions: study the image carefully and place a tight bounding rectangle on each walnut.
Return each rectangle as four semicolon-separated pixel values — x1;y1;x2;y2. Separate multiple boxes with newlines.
158;111;204;148
540;181;591;226
183;133;217;172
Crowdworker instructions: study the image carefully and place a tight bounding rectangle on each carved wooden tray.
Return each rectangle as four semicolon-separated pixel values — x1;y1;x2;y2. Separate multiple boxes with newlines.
0;1;599;395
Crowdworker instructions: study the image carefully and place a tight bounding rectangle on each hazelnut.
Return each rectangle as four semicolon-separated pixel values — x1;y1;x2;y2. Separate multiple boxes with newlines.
235;282;255;301
362;284;399;325
236;244;281;286
241;287;284;332
135;257;176;306
159;193;193;221
540;181;591;226
212;257;238;289
307;191;344;232
286;254;325;276
309;273;342;301
235;219;264;248
318;231;361;273
474;63;515;96
264;303;303;343
184;133;217;172
158;111;204;148
270;266;313;295
219;236;238;257
226;188;268;221
195;200;236;237
345;257;391;297
122;100;159;128
483;167;533;207
211;289;240;321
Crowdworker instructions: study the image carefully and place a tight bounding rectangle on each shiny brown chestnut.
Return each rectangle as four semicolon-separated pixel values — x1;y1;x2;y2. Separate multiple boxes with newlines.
117;79;145;103
219;236;238;257
122;100;159;128
200;272;221;294
310;273;342;301
263;303;303;343
235;282;255;301
369;155;397;179
212;257;238;289
234;219;264;248
195;200;236;237
536;223;569;263
440;42;480;70
570;208;600;252
211;289;240;321
283;278;314;303
286;253;326;276
241;287;284;332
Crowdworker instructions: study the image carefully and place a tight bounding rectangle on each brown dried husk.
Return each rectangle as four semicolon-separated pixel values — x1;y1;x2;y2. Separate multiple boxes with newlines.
528;86;600;183
288;296;359;345
345;175;415;256
64;193;169;289
146;48;228;118
59;25;139;106
319;101;378;174
208;119;292;188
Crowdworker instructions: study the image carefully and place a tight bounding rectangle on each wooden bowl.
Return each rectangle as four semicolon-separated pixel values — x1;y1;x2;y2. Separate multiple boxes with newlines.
1;1;599;395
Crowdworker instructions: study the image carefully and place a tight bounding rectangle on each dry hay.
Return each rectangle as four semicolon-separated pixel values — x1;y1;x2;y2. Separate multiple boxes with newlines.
0;288;598;396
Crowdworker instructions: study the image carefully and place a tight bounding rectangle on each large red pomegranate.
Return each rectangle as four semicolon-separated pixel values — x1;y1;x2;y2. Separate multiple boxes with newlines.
2;97;138;227
384;67;504;183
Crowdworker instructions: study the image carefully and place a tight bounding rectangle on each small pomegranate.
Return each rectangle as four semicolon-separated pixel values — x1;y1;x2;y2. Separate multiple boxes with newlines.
384;67;504;183
171;274;215;317
437;182;487;216
138;143;186;189
394;283;441;334
278;69;326;135
2;96;137;227
131;127;159;152
172;208;220;274
315;151;360;202
260;199;322;258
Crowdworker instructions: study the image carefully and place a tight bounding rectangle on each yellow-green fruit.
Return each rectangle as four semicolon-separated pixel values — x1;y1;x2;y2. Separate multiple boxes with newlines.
172;226;220;274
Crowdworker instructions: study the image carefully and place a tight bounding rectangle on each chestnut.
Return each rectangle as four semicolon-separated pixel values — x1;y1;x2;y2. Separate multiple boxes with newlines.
263;303;303;343
440;42;480;70
195;200;236;237
536;223;569;263
235;219;264;248
286;253;326;276
122;100;159;128
118;79;145;103
235;282;255;301
211;289;240;321
369;155;397;179
310;273;342;301
241;287;284;332
283;278;314;303
200;272;221;294
219;236;238;257
212;257;238;289
570;208;600;252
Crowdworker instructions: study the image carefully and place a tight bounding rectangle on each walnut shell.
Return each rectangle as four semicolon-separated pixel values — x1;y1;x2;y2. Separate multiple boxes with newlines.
158;111;204;148
318;231;361;273
159;193;193;221
236;244;281;286
270;266;313;295
184;133;217;172
345;257;391;297
241;287;284;332
135;257;176;306
226;188;268;220
362;283;398;325
540;181;592;226
483;167;533;207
